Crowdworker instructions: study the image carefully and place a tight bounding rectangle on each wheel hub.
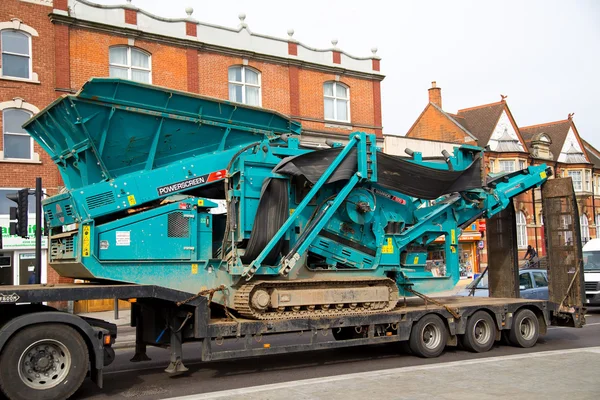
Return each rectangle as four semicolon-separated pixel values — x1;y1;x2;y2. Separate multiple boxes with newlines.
18;339;71;390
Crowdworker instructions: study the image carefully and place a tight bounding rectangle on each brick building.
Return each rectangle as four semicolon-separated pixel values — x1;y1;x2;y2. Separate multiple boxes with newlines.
0;0;384;289
399;81;600;273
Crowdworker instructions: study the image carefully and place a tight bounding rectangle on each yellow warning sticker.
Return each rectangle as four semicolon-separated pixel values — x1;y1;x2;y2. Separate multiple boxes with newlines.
414;256;419;264
290;209;295;215
451;246;457;253
451;229;457;245
540;171;547;179
382;237;394;254
82;225;91;257
198;199;204;206
127;195;137;206
191;264;198;274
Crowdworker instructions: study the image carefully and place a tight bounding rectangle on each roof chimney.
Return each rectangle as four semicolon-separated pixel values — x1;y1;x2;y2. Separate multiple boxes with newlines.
428;81;442;108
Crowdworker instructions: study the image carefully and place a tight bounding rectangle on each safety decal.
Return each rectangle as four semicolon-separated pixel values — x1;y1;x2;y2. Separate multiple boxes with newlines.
382;237;394;254
82;225;91;257
0;293;20;303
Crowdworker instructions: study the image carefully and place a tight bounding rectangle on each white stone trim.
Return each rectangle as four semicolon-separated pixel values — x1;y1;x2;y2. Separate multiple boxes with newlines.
19;0;53;7
0;19;39;37
0;98;40;113
66;0;381;75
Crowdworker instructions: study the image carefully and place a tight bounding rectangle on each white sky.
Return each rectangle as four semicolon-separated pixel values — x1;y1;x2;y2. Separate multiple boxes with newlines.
97;0;600;150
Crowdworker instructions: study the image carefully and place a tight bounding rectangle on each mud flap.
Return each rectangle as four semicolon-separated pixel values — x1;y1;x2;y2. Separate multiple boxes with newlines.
542;178;586;327
486;200;520;298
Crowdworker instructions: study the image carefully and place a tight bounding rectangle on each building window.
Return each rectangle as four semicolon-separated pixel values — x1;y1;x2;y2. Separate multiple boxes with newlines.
596;214;600;235
581;214;590;244
567;170;582;192
516;211;527;249
518;159;526;170
1;30;31;79
324;81;350;122
228;66;261;106
584;170;591;192
2;108;32;160
109;46;151;83
499;160;515;173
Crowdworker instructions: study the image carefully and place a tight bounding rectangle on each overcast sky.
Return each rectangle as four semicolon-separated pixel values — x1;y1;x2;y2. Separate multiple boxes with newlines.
98;0;600;149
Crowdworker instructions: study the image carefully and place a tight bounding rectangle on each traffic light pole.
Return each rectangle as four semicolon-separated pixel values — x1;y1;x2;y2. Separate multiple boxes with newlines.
35;177;42;285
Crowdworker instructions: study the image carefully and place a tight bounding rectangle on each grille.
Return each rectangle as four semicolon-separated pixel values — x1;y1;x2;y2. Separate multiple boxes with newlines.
585;282;599;291
86;191;115;210
45;209;54;221
168;212;189;238
64;237;74;253
64;204;73;216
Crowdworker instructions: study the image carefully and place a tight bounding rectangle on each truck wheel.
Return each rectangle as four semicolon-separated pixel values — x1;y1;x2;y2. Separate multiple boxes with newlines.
461;311;496;353
509;309;539;348
0;324;89;400
409;314;448;358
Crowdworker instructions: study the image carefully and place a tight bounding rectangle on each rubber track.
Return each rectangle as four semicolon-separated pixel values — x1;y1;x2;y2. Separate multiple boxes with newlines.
234;277;399;320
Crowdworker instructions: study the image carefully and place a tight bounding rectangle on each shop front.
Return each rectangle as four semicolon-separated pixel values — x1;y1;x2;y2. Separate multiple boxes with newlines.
0;218;47;286
426;221;485;278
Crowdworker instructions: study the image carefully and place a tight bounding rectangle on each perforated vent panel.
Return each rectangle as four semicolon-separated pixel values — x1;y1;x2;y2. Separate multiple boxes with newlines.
86;191;115;210
168;212;189;238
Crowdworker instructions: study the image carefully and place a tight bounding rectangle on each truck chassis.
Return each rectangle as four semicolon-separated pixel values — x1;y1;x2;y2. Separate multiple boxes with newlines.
0;282;583;400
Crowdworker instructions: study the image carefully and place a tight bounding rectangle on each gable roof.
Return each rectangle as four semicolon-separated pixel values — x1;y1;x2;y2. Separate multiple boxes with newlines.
583;139;600;169
455;102;506;146
429;103;478;142
520;120;571;163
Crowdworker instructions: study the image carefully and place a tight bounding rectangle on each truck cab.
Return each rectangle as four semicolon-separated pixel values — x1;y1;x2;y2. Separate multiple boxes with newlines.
583;238;600;306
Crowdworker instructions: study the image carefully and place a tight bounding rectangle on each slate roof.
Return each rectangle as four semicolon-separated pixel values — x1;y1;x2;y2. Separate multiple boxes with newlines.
455;102;506;146
583;139;600;168
520;120;572;163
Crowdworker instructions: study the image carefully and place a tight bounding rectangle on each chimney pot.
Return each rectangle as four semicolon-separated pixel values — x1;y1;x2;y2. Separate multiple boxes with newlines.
431;81;437;88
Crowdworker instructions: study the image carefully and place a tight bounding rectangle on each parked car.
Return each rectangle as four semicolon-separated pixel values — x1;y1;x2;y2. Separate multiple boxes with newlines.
583;239;600;306
457;268;549;300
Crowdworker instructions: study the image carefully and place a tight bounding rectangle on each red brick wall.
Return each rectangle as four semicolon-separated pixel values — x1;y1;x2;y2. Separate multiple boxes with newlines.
407;105;471;143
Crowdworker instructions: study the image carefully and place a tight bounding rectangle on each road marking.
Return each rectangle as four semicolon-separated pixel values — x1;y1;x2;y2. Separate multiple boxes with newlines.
161;347;600;400
548;322;600;330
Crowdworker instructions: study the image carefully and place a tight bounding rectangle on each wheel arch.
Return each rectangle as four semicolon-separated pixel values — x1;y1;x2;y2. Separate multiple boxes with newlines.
0;311;105;372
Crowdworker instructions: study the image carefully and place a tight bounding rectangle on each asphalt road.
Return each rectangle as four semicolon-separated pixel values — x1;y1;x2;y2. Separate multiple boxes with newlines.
72;308;600;400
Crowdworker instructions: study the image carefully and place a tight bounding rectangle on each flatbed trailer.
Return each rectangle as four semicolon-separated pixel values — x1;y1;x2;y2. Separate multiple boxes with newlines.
0;280;584;400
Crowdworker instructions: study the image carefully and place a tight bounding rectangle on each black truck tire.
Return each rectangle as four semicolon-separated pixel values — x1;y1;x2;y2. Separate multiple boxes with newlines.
408;314;448;358
460;310;496;353
509;309;539;348
0;323;89;400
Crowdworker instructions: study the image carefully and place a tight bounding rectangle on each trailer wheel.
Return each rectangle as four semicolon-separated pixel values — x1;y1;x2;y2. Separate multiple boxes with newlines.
461;311;496;353
0;324;89;400
408;314;448;358
509;309;539;348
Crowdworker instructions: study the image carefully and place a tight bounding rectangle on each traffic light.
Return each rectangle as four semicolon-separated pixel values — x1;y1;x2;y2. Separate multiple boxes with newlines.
7;189;29;238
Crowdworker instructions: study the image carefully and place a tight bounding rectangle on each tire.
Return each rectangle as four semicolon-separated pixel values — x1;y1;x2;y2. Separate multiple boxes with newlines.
408;314;448;358
0;323;89;400
509;309;539;348
460;311;496;353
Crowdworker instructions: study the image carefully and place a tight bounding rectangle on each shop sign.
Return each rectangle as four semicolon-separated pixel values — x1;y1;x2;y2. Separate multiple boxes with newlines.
0;216;48;250
478;240;485;249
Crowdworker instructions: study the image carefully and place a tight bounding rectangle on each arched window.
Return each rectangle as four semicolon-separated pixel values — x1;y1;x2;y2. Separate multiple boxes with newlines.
580;214;590;244
516;211;527;249
228;66;261;106
2;108;33;159
323;81;350;122
1;30;31;79
109;46;151;83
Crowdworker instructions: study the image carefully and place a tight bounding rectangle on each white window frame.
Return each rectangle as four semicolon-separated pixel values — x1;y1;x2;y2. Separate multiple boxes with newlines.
584;169;591;192
2;108;34;161
581;214;590;244
324;81;350;123
498;159;516;173
567;170;583;192
518;159;526;171
516;211;527;249
1;30;32;80
228;66;262;107
596;214;600;234
109;46;152;84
